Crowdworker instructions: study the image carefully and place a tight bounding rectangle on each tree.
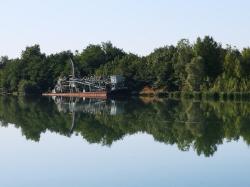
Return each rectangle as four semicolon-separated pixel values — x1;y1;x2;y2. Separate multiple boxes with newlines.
173;39;194;90
20;45;48;92
1;59;21;92
77;44;106;75
0;56;8;68
185;56;205;91
194;36;223;81
223;47;242;78
1;38;250;94
241;48;250;78
147;45;177;90
101;41;126;62
45;51;74;88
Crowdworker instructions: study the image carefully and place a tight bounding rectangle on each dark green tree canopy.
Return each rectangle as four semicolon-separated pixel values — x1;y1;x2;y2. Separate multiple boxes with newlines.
1;37;250;94
194;36;223;80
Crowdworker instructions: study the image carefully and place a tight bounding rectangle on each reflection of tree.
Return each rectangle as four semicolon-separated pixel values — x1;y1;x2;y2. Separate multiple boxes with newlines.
0;96;250;157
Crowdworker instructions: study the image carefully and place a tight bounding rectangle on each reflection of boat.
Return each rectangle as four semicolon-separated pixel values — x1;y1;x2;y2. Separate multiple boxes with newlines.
52;96;125;136
43;58;127;99
53;97;124;116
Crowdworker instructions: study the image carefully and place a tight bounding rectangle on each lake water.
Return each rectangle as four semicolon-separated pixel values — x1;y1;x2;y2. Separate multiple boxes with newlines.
0;96;250;187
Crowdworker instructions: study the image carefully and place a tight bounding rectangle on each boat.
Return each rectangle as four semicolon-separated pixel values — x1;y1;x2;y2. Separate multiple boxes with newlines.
42;58;127;99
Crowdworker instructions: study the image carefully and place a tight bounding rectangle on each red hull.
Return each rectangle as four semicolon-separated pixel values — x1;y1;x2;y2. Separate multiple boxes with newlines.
42;91;107;99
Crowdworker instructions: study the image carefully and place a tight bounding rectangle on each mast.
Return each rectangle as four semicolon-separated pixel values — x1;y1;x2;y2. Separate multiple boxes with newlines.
69;58;75;79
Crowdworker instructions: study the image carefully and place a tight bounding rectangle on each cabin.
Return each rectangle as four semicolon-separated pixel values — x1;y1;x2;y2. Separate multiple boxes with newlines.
110;75;125;91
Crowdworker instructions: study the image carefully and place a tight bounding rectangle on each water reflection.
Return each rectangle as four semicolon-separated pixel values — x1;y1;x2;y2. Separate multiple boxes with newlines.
53;97;124;115
53;97;125;135
0;96;250;157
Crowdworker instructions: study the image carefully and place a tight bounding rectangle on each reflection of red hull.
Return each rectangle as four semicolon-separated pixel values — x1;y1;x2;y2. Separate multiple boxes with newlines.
42;91;107;99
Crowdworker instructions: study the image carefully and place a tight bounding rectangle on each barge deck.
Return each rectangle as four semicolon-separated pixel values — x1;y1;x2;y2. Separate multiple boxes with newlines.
42;91;107;99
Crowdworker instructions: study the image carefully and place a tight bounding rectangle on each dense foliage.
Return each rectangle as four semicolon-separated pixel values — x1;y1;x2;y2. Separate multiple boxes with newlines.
1;36;250;94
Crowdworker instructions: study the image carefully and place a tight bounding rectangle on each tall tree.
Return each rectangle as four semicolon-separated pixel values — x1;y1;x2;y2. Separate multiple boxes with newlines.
185;56;205;91
77;44;106;75
241;48;250;78
101;41;126;62
223;47;242;78
147;45;177;90
194;36;223;81
0;56;8;68
174;39;194;90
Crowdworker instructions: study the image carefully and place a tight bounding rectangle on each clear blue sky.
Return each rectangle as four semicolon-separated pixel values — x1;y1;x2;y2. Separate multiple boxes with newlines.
1;0;250;58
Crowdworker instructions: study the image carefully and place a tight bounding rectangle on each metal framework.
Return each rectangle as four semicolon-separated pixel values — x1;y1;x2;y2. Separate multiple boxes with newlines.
53;58;125;93
54;76;112;93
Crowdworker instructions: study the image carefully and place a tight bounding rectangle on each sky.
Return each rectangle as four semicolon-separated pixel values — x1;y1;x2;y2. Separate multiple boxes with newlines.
0;0;250;58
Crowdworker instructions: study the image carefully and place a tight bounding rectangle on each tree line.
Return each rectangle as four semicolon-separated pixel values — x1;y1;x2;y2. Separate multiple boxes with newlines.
1;36;250;94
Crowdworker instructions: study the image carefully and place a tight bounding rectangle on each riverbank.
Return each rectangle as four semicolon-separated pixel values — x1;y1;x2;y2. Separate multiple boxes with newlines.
139;91;250;101
2;91;250;101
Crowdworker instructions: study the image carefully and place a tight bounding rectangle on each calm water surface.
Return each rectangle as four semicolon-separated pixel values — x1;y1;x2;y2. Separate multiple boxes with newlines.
0;96;250;187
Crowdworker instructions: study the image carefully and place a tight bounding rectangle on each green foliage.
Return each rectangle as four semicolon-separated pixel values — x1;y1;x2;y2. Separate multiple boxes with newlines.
223;47;242;78
0;56;8;68
77;44;106;75
18;80;39;95
185;56;205;91
0;37;250;94
241;48;250;78
77;42;125;76
146;45;177;90
173;39;194;89
194;36;223;80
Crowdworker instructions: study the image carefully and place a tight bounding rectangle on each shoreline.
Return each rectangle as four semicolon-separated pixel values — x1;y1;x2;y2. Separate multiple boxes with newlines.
1;91;250;101
139;91;250;101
